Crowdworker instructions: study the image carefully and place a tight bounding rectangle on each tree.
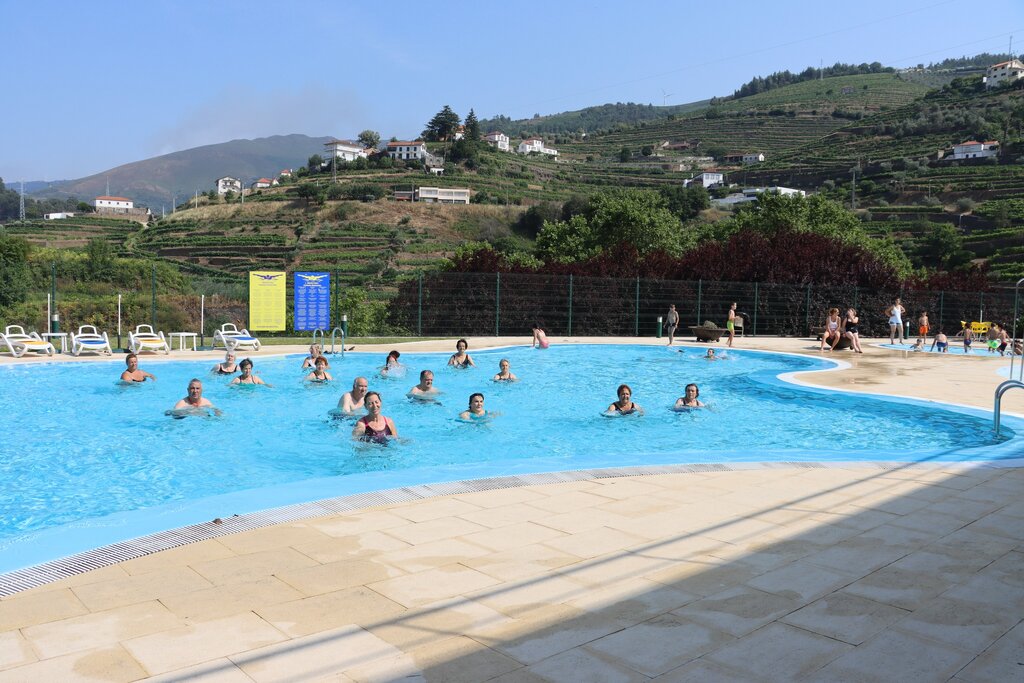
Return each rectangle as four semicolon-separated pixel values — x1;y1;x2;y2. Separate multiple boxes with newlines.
357;130;381;149
295;183;322;206
76;201;92;213
464;109;481;142
618;147;632;162
535;215;598;264
423;105;461;142
86;237;114;277
586;189;681;255
659;185;710;221
0;234;32;309
641;145;654;157
307;154;324;171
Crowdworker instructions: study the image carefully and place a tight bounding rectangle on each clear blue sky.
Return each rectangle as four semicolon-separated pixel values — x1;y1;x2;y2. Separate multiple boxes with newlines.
2;0;1021;181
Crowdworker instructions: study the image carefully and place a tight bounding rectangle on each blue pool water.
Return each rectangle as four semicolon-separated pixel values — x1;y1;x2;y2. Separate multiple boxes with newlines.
1;345;1020;572
879;342;1012;356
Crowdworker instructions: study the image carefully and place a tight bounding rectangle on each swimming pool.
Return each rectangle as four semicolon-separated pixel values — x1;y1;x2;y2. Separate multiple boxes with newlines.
1;344;1020;573
879;342;1013;356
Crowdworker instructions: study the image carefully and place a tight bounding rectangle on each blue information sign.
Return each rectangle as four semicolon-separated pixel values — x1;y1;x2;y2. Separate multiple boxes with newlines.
294;272;331;331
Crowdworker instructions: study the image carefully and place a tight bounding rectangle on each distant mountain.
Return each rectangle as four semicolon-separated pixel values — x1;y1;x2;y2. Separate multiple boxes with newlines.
0;180;67;193
30;134;332;209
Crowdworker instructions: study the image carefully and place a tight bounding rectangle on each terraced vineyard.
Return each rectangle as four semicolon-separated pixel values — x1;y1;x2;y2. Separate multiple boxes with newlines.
3;216;138;253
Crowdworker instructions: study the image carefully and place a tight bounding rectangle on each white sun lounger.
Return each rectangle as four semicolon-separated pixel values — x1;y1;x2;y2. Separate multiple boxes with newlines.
70;325;113;356
213;323;262;352
0;325;56;358
128;324;170;355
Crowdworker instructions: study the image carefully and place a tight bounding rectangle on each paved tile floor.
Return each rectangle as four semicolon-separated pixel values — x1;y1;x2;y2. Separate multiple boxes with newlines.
0;337;1021;681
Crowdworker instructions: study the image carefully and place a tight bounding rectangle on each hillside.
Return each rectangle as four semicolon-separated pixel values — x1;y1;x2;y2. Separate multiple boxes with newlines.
29;134;331;210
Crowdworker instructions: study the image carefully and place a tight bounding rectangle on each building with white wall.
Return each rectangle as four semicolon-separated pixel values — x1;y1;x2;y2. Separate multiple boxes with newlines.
485;131;510;151
324;139;369;162
386;141;427;161
517;138;558;156
216;176;241;195
416;187;470;204
683;171;724;188
951;140;999;160
986;59;1024;88
94;196;133;213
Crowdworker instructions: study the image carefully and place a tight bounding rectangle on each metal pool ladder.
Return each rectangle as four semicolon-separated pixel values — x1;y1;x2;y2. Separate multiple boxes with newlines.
328;326;346;358
994;277;1024;435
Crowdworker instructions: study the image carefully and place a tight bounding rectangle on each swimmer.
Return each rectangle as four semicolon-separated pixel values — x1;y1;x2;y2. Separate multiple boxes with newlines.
931;330;948;353
339;376;369;413
607;384;643;415
301;344;327;369
408;370;440;399
120;353;156;382
492;358;518;382
352;391;397;443
380;350;402;376
705;348;717;360
459;392;491;420
212;351;238;375
448;339;475;367
304;356;333;382
955;324;973;354
230;358;268;385
172;378;220;414
996;324;1010;356
532;324;550;349
910;338;924;352
674;383;704;409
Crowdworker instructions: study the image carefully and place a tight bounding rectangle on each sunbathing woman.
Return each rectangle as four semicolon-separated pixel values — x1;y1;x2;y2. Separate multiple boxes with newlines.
304;356;333;382
607;384;643;416
230;358;268;385
842;308;864;353
352;391;398;444
674;383;704;409
212;351;238;375
493;358;518;382
448;339;475;367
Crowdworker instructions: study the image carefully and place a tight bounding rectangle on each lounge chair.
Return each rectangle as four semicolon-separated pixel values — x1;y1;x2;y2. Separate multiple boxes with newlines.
70;325;113;356
213;323;262;352
0;325;56;357
128;324;170;355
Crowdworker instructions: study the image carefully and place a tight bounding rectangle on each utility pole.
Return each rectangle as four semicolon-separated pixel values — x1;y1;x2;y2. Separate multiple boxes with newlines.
850;166;857;209
172;192;177;213
19;181;25;221
194;190;198;209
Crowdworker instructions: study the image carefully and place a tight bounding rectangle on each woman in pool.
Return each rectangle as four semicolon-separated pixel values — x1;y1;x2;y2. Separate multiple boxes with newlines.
493;358;518;382
705;348;716;360
820;308;842;352
675;383;704;409
212;351;239;375
448;339;475;367
352;391;398;443
532;325;550;349
380;350;402;376
230;358;268;385
607;384;643;415
841;308;864;353
304;356;333;382
301;344;327;369
459;393;490;420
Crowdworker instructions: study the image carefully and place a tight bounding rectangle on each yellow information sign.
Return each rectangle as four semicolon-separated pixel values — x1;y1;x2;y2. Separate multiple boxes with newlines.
249;271;286;331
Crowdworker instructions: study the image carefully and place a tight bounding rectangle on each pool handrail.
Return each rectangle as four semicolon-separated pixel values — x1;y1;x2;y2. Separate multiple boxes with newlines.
994;276;1024;435
328;326;345;357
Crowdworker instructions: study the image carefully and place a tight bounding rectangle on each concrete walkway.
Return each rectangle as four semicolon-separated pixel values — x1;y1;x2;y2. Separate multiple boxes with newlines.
1;336;1021;681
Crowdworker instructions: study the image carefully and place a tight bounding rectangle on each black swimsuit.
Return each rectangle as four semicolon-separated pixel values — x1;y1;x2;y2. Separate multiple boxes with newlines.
215;364;237;375
845;319;859;334
614;403;637;415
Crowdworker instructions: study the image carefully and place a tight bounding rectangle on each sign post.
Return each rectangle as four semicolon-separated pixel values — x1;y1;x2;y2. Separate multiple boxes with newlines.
294;272;331;334
248;271;287;331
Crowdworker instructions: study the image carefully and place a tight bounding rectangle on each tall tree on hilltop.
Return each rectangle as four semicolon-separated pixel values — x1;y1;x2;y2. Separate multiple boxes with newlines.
423;105;461;142
357;130;381;149
464;109;481;142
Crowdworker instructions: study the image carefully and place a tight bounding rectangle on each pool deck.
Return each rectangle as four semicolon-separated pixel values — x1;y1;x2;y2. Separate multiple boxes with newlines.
1;336;1022;682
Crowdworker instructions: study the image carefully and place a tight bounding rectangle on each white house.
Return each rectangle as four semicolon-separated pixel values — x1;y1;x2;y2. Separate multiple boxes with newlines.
251;178;274;190
454;125;465;141
985;59;1024;88
324;139;369;162
517;138;558;156
683;171;724;188
952;140;999;160
43;212;75;220
485;131;510;151
711;186;805;208
387;141;427;161
216;176;241;195
416;187;470;204
94;195;133;213
742;153;765;164
279;169;293;178
723;152;765;165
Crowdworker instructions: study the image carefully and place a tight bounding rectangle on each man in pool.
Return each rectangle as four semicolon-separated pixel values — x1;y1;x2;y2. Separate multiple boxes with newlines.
932;329;948;352
408;370;440;400
120;353;156;382
173;379;217;411
339;376;369;413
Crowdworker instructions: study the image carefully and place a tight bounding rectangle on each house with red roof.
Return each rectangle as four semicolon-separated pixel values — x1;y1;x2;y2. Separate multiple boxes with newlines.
952;140;999;160
985;59;1024;88
94;195;133;213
